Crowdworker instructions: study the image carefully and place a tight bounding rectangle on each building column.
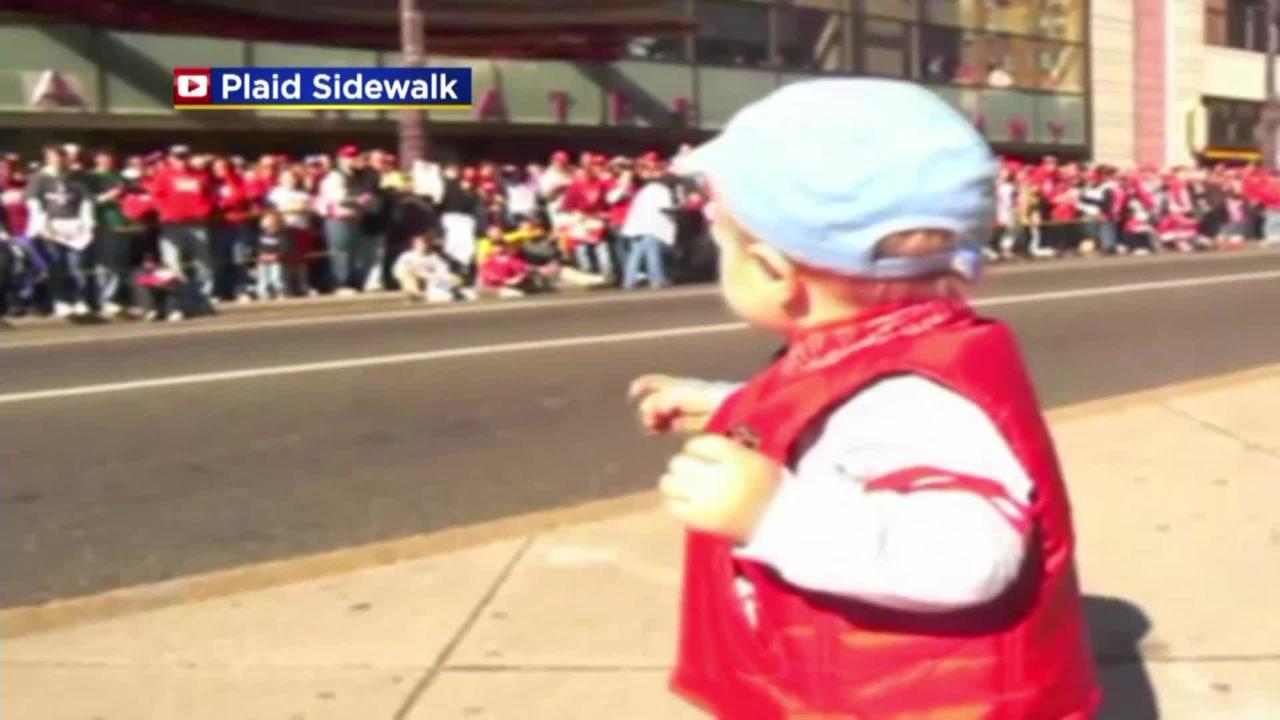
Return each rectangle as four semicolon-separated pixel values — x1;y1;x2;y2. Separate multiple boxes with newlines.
1090;0;1138;164
398;0;427;166
1133;0;1168;166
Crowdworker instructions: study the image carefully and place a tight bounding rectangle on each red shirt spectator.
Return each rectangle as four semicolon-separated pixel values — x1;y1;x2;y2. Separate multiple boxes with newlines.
243;159;278;210
605;168;636;229
560;168;607;215
121;187;156;223
1257;175;1280;210
478;243;530;288
152;150;215;224
1048;185;1079;222
1;171;29;236
212;158;251;223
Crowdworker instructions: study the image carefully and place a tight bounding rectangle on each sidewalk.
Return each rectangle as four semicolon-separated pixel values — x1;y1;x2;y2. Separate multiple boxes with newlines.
4;367;1280;719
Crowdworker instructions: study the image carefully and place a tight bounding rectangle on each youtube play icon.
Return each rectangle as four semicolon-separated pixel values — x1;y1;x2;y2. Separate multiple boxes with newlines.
173;68;212;106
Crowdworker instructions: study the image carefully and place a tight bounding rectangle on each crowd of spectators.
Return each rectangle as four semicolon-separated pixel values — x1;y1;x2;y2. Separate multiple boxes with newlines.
0;142;709;322
2;142;1280;324
991;157;1280;259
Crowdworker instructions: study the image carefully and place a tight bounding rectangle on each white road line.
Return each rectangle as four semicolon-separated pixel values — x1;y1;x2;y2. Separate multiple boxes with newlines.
6;250;1279;350
0;322;748;406
988;246;1280;274
1;269;1278;406
973;268;1280;306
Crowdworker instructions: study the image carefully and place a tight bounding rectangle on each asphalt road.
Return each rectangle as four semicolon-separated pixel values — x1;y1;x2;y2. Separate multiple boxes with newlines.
3;251;1280;607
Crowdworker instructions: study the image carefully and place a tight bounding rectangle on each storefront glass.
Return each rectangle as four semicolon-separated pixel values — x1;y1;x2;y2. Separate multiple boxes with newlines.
777;6;848;71
694;0;771;67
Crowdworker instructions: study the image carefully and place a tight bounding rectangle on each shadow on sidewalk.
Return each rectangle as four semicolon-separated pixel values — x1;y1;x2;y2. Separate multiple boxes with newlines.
1085;595;1159;720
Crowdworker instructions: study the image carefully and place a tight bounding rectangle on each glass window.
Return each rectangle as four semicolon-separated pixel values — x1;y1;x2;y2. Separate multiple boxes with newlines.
1226;0;1268;52
863;0;917;21
695;0;771;67
985;0;1040;36
1034;93;1086;144
923;0;982;29
1205;97;1262;148
777;7;847;71
624;0;691;62
625;36;691;62
980;88;1037;142
1036;41;1083;92
919;25;966;83
1036;0;1085;42
973;34;1038;89
918;29;1045;89
861;18;912;77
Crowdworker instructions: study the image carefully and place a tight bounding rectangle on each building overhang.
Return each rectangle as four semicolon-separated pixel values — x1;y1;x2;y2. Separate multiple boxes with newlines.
7;0;695;59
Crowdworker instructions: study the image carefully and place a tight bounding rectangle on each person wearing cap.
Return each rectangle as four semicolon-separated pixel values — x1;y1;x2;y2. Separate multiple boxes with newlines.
559;164;612;280
629;79;1099;718
538;151;573;230
151;143;216;310
318;145;365;295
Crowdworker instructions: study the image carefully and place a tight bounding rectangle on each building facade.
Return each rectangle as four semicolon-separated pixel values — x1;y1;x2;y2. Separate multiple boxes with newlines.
1091;0;1280;167
5;1;1094;161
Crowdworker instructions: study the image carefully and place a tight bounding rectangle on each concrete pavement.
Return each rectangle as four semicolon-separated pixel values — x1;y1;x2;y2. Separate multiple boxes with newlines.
4;253;1280;607
4;365;1280;719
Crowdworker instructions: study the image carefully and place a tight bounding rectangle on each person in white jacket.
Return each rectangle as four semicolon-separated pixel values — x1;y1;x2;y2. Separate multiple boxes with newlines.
620;168;676;289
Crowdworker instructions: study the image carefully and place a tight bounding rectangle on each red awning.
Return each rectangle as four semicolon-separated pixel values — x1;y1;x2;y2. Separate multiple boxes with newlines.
9;0;695;59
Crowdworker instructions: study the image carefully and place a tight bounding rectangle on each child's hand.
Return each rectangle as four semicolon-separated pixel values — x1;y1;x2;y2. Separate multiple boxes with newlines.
659;434;781;542
628;375;724;435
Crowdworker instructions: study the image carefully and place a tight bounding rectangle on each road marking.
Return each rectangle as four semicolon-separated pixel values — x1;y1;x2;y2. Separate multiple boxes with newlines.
5;249;1279;349
1;268;1278;406
0;322;745;405
974;268;1280;306
4;361;1278;638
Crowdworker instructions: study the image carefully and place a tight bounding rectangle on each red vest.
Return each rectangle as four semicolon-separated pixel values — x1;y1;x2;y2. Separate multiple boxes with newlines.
671;301;1100;719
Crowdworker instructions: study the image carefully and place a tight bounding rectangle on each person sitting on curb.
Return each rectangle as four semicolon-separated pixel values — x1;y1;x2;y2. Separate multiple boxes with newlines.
135;255;187;322
392;233;475;304
477;237;555;298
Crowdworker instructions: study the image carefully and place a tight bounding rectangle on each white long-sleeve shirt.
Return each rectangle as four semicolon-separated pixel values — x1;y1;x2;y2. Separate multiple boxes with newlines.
317;169;357;219
707;374;1032;614
621;181;677;245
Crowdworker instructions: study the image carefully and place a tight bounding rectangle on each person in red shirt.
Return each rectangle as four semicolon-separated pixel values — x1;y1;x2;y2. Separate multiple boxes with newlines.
212;157;255;301
242;155;279;212
1043;178;1081;257
151;144;216;306
560;165;613;279
1259;172;1280;245
477;233;553;296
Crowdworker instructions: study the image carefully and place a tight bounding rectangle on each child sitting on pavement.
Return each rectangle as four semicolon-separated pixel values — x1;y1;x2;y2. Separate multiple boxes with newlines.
135;255;186;322
629;78;1099;719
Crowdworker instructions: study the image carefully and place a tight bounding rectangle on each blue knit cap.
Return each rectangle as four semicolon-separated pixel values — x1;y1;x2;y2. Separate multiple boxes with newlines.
677;78;996;279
